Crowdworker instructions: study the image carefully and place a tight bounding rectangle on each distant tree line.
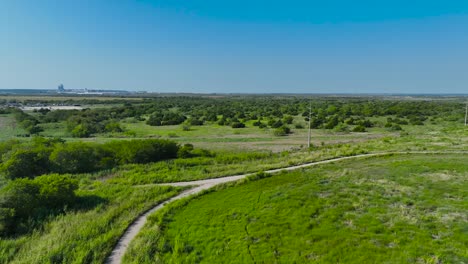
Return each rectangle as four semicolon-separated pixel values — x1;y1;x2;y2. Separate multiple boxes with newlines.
3;97;465;137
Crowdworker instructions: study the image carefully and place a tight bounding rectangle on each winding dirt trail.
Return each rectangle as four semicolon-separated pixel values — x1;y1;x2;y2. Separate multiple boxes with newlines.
106;151;466;264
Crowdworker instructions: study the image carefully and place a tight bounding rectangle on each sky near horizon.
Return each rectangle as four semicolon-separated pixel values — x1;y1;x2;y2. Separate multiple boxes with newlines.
1;1;468;94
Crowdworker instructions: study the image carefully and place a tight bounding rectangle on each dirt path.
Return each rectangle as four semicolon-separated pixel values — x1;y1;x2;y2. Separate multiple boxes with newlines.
106;151;466;264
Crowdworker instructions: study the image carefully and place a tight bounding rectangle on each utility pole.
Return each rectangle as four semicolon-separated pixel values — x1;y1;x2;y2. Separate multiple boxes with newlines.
465;102;467;126
307;101;312;148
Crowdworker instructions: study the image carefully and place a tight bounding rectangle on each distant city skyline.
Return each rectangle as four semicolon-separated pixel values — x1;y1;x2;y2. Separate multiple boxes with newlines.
1;1;468;94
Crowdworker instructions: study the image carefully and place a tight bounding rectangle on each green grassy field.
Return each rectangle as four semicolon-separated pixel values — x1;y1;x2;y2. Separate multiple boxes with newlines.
0;115;26;140
124;154;468;264
0;182;183;264
94;122;466;185
1;95;467;263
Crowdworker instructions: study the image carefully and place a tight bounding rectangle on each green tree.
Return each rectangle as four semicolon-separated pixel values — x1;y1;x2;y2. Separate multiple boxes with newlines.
34;174;78;209
71;124;91;138
49;143;98;173
0;148;51;179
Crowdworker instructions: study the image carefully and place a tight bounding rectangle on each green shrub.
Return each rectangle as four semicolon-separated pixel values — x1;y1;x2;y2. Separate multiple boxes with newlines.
273;126;291;136
352;125;366;132
252;120;262;126
49;142;99;173
177;144;195;158
1;147;51;179
146;112;186;126
294;123;304;129
71;124;92;138
0;174;78;236
333;123;349;132
104;121;123;133
231;122;245;128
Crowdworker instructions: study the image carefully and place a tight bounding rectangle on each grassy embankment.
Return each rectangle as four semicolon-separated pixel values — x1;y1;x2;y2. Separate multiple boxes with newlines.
124;154;468;263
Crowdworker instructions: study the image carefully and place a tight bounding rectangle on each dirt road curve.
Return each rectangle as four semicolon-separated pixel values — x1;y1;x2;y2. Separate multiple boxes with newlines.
106;151;466;264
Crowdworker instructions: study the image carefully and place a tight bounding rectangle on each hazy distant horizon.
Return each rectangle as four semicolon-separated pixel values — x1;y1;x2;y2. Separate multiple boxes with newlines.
2;1;468;94
0;88;466;96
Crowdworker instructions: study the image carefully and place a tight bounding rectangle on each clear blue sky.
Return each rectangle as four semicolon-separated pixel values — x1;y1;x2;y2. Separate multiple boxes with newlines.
1;0;468;94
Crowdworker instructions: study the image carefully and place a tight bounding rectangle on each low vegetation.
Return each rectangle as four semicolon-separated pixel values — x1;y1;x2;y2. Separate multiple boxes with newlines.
0;183;181;263
0;95;466;263
0;138;179;179
125;154;468;263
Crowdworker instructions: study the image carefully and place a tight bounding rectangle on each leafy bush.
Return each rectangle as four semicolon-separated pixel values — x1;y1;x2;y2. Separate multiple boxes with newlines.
231;122;245;128
270;119;283;128
282;115;294;124
146;112;186;126
1;147;51;179
294;123;304;129
252;120;262;126
177;144;195;158
105;139;179;165
273;126;291;136
0;174;78;236
352;125;367;132
358;119;373;128
388;124;403;131
71;124;92;138
50;142;100;173
325;115;340;129
188;118;204;126
104;121;123;132
333;123;349;132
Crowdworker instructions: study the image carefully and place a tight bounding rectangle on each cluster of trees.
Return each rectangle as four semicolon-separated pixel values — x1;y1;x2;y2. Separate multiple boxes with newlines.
146;111;186;126
3;97;465;138
65;113;124;138
0;136;213;237
0;174;78;235
0;138;179;179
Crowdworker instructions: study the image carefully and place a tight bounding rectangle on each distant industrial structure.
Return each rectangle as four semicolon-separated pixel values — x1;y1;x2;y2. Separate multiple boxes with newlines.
58;84;65;92
57;84;132;95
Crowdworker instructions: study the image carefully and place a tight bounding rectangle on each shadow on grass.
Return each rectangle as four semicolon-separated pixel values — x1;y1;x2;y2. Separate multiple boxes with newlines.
73;194;108;211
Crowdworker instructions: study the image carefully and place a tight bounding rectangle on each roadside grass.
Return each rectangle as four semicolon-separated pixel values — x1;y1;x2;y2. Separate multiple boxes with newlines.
0;182;183;264
124;154;468;263
103;144;372;185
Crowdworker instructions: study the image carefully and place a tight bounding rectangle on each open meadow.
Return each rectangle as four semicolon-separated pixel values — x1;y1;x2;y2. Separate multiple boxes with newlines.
0;94;467;263
125;153;468;263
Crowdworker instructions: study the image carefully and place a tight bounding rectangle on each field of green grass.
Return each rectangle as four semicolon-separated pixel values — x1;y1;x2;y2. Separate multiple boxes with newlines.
93;122;466;185
1;95;467;263
0;115;26;140
119;118;388;152
124;153;468;263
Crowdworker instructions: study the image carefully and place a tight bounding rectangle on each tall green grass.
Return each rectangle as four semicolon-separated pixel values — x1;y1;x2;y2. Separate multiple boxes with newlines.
124;154;468;263
0;183;182;264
